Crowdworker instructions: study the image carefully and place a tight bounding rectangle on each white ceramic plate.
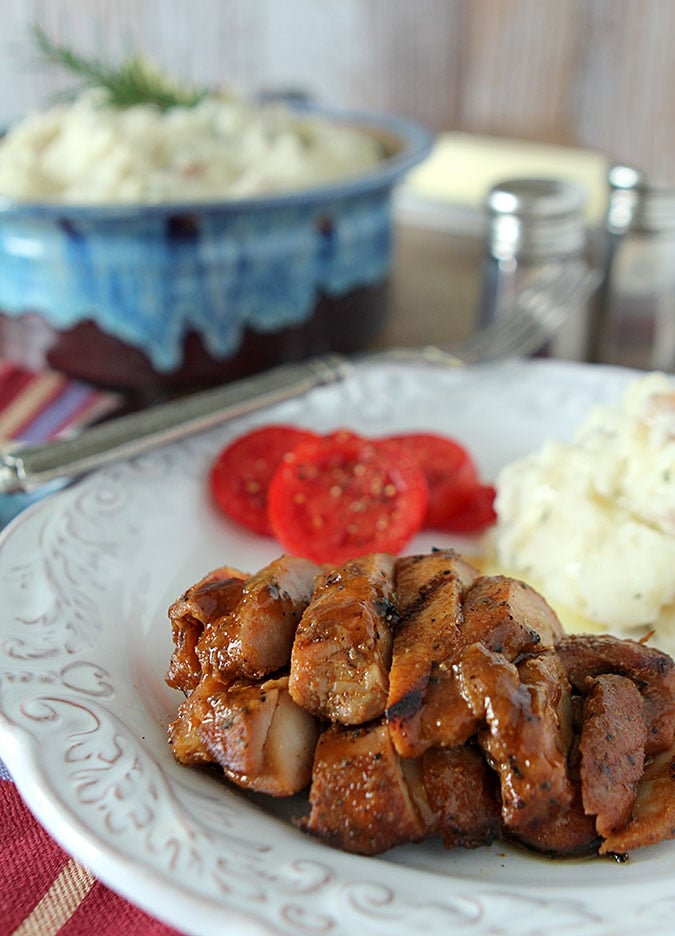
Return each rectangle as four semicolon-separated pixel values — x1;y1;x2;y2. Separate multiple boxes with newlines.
0;358;673;936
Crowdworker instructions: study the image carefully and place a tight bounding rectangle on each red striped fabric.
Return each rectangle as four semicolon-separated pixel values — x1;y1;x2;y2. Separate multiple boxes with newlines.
0;362;37;411
1;780;183;936
0;361;120;445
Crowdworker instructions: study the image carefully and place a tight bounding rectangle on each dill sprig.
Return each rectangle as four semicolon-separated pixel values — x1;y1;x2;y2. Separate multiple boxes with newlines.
31;24;208;111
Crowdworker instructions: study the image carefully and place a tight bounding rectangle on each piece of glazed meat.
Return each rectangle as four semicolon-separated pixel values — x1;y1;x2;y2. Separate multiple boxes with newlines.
456;643;573;829
289;553;397;724
168;674;229;765
419;745;502;849
579;674;648;838
557;633;675;755
386;550;479;757
166;566;248;694
599;738;675;855
300;724;501;855
460;575;564;655
169;673;320;796
424;574;567;754
508;731;601;858
197;555;321;681
299;722;426;855
386;569;565;758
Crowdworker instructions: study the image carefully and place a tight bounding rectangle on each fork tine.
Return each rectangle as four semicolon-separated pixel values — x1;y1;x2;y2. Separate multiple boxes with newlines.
449;265;598;364
461;290;565;359
367;264;599;368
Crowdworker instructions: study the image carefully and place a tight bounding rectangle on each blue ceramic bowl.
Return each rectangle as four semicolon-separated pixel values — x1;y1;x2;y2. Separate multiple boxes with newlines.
0;107;431;396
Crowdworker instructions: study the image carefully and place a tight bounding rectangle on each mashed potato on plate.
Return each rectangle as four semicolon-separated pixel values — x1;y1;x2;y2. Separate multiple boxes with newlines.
492;372;675;652
0;90;383;204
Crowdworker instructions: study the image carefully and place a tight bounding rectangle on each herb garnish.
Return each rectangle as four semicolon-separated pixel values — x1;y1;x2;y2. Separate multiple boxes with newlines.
32;24;207;111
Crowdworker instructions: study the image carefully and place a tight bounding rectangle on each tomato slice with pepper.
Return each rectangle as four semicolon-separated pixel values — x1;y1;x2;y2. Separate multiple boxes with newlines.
437;483;497;533
209;424;320;536
380;432;480;530
267;430;428;565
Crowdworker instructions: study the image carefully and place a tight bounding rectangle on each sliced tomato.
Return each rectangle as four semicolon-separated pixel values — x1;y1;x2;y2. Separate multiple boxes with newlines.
437;483;497;533
267;430;428;565
209;424;320;536
380;432;480;530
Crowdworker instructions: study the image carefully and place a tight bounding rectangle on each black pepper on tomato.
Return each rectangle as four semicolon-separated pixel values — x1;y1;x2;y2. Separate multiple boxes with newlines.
209;424;319;536
267;430;429;565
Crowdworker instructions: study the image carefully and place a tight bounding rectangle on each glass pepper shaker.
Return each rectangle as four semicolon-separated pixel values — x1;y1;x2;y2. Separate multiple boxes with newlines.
588;164;675;371
477;177;591;360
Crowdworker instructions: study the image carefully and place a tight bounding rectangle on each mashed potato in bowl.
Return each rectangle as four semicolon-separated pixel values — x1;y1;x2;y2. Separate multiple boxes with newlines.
491;372;675;654
0;89;384;204
0;88;430;391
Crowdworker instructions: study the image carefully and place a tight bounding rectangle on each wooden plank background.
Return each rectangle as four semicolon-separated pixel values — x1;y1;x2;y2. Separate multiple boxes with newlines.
1;0;674;183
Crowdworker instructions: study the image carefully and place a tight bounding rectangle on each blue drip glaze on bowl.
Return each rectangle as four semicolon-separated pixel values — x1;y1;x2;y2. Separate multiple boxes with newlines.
0;109;432;374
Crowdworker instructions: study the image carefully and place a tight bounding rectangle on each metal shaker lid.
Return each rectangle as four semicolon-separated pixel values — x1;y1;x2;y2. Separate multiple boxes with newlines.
486;178;588;260
608;164;675;234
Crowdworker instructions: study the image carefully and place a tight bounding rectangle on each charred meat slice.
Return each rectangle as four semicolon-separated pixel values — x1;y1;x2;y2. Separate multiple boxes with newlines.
387;570;565;759
299;722;426;855
558;634;675;755
289;553;397;724
198;674;319;796
419;574;567;753
456;642;573;829
420;746;501;849
509;734;601;858
166;566;247;693
198;555;320;680
301;730;501;856
169;673;319;796
461;575;564;655
599;739;675;855
168;675;228;765
386;550;479;757
579;674;647;838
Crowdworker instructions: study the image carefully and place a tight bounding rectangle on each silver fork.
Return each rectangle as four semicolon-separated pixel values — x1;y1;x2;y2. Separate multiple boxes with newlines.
0;264;598;495
378;263;599;367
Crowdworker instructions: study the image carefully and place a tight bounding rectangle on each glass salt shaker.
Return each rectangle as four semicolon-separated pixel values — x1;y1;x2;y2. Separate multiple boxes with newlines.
589;165;675;371
477;177;591;360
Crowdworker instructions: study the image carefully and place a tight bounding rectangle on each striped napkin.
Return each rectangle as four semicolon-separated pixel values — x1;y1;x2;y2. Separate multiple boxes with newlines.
0;360;120;444
0;360;122;526
0;361;184;933
0;778;182;935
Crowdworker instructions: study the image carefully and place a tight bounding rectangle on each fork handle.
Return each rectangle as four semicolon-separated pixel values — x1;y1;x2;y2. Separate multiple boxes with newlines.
0;354;349;494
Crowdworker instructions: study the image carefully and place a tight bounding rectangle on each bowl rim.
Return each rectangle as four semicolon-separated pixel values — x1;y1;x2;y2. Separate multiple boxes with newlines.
0;103;433;219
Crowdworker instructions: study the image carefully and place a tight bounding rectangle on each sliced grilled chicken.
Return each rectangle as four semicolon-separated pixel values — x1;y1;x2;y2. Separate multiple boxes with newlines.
558;634;675;755
166;566;248;693
166;550;675;861
387;568;563;758
456;642;573;829
169;674;319;796
301;727;501;855
461;575;564;654
599;739;675;855
299;722;426;855
420;745;501;849
289;553;397;724
386;550;479;757
168;674;227;764
197;555;320;680
433;574;566;750
579;674;648;838
510;800;601;858
508;734;601;858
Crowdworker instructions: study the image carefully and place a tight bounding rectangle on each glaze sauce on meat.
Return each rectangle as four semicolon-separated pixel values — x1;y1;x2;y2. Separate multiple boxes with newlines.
166;550;675;860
